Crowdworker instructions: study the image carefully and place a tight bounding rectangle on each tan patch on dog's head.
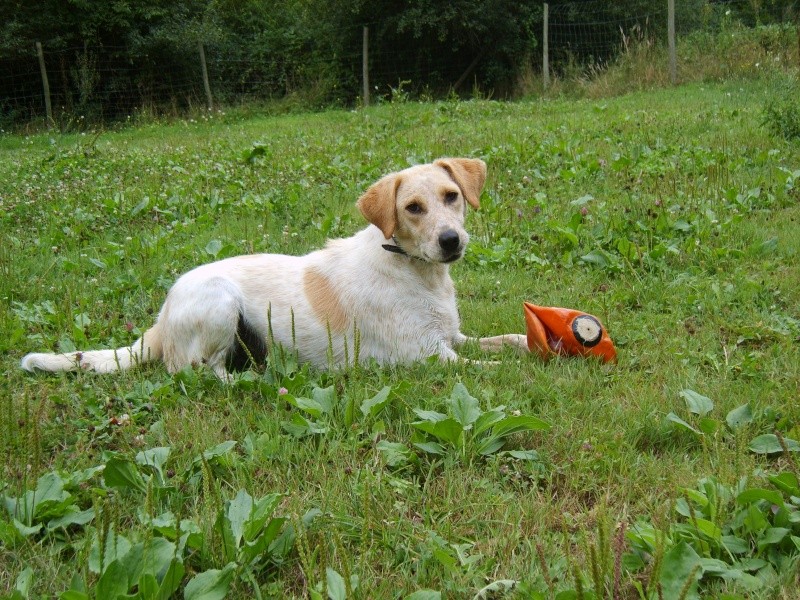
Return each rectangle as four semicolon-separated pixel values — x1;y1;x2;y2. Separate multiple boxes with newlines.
356;172;402;239
303;267;349;333
434;158;486;209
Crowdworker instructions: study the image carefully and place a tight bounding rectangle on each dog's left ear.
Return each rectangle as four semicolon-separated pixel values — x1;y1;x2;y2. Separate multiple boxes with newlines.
357;172;402;239
434;158;486;209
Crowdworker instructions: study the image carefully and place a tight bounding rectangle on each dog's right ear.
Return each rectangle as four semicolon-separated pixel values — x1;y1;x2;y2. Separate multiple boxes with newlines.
357;173;402;239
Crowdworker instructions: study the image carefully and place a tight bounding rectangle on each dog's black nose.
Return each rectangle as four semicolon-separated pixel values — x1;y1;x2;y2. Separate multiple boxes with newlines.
438;230;461;252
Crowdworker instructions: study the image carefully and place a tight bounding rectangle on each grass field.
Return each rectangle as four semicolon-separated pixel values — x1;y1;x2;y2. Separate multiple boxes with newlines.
1;79;800;599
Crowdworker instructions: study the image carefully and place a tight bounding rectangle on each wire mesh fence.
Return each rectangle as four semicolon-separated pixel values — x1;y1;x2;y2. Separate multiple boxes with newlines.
1;0;797;130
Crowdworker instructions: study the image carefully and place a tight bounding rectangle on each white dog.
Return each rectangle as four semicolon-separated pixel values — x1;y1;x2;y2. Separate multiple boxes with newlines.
21;158;528;380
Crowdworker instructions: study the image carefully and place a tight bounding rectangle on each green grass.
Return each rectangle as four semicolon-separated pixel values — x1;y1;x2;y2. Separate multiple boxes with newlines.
2;79;800;599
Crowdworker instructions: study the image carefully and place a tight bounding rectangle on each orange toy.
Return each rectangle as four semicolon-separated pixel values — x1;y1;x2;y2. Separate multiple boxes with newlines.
523;302;617;363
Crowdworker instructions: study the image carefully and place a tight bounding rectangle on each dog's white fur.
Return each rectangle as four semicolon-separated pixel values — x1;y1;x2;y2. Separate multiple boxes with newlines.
21;158;528;380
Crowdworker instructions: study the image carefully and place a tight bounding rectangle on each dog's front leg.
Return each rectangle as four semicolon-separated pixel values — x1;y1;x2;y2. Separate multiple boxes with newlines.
454;333;530;355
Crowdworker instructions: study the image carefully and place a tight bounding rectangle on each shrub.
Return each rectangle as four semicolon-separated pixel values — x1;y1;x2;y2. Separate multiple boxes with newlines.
763;75;800;140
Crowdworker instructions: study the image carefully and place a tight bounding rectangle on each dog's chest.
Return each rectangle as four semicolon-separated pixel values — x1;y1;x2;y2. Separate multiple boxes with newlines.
404;276;460;335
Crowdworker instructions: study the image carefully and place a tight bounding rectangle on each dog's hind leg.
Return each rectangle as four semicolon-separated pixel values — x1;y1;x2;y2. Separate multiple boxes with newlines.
159;276;255;382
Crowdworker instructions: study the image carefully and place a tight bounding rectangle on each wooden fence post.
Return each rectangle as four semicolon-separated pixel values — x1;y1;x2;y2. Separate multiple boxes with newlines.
35;42;53;128
668;0;676;84
362;26;370;107
198;42;213;111
543;4;550;89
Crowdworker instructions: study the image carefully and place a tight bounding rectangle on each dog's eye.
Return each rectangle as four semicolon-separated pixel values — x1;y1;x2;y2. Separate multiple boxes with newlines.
406;202;423;214
444;191;459;204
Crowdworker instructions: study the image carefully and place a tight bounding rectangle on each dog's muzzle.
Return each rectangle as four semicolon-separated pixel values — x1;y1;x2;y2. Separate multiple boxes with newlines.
439;229;464;262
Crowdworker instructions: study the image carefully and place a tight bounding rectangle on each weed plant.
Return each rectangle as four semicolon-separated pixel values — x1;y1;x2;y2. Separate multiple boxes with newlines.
1;80;800;598
523;22;799;101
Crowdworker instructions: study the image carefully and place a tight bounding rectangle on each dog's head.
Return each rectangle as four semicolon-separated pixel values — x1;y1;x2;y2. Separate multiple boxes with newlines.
357;158;486;264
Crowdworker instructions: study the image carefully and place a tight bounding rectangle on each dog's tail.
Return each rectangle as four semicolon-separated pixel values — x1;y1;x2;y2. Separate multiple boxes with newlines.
21;324;164;374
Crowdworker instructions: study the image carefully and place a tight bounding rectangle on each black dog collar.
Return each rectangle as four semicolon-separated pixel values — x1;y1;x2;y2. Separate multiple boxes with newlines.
382;236;410;257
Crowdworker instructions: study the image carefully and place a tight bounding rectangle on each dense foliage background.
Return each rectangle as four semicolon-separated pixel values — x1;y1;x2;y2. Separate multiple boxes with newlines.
1;0;797;126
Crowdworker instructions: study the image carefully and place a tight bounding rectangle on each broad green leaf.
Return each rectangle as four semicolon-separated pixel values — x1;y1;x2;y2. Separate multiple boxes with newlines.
47;508;95;530
4;472;71;523
768;472;800;497
743;504;769;534
2;492;31;523
312;386;336;414
698;557;732;576
245;493;283;542
241;516;286;564
748;434;800;455
489;415;550;438
552;225;579;247
104;456;147;492
200;440;238;463
580;249;612;269
699;417;720;435
684;487;711;508
433;547;457;570
139;538;178;580
13;567;33;597
136;447;171;483
268;522;297;561
117;537;176;585
158;560;186;600
412;418;463;447
284;413;328;437
96;560;129;599
184;563;236;600
412;408;448;423
680;389;714;416
726;404;753;430
326;568;346;600
343;394;356;427
89;530;132;574
667;412;700;435
131;197;150;216
204;239;223;257
659;541;702;600
477;437;506;456
473;407;506;437
616;237;638;260
694;518;722;541
722;574;763;592
377;441;414;467
34;472;68;510
736;488;784;508
735;558;768;572
504;450;541;461
721;535;749;555
672;219;693;232
226;489;254;548
448;383;480;427
282;413;313;437
290;396;325;418
139;573;159;599
413;441;445;455
757;527;789;550
360;386;391;418
13;519;42;538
